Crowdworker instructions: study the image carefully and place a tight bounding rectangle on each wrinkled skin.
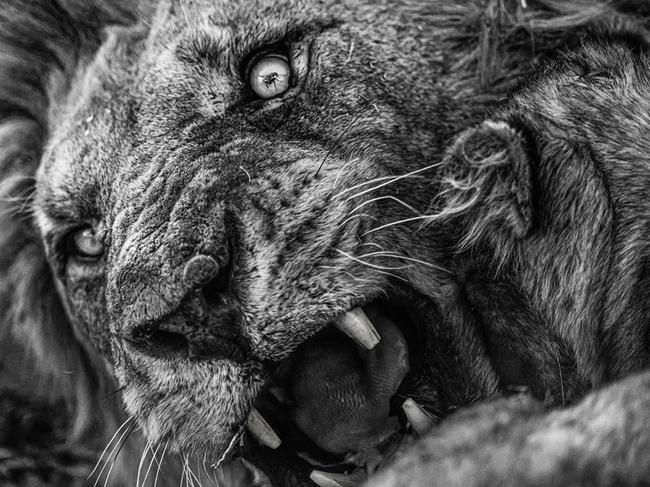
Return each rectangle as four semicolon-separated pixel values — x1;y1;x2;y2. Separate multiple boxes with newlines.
0;0;649;486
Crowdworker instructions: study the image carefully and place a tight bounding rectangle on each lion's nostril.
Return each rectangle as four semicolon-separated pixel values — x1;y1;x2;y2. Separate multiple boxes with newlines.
202;270;230;301
148;329;189;356
127;248;239;360
128;325;189;359
128;322;247;361
201;251;233;300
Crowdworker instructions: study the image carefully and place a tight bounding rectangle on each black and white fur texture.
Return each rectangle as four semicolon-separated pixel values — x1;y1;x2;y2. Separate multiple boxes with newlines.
0;1;648;486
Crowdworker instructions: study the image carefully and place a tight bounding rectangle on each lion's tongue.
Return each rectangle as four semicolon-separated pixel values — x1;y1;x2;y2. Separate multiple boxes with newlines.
288;306;409;455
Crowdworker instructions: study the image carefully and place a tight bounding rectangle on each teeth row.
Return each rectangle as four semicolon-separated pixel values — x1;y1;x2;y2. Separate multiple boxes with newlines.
333;307;381;350
245;407;281;449
246;400;431;484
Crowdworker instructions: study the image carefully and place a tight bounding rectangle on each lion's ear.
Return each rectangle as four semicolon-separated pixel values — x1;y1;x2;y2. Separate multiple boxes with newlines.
436;120;534;247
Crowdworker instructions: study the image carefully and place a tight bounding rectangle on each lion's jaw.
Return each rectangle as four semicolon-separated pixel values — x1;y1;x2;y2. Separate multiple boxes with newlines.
33;0;461;484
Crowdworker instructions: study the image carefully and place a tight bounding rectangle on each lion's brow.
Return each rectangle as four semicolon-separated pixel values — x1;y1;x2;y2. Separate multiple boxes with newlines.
37;180;103;223
174;29;232;66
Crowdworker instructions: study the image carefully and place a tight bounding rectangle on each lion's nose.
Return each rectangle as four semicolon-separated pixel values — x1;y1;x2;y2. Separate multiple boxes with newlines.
125;254;248;361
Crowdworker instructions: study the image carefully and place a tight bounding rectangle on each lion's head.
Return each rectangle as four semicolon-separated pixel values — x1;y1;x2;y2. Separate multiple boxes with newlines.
2;0;649;485
35;0;465;478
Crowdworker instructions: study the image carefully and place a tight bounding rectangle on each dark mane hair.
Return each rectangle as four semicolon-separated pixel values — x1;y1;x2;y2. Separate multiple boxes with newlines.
0;0;136;438
0;0;648;480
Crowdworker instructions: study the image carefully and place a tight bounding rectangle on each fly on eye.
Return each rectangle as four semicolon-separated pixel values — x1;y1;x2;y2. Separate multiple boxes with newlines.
69;226;104;260
248;53;291;99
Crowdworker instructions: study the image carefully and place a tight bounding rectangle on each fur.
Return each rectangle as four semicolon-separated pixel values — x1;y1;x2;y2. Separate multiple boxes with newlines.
0;1;648;486
369;38;650;485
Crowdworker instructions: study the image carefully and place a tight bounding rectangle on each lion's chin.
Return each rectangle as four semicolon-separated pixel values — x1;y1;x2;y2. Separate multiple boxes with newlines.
119;356;265;463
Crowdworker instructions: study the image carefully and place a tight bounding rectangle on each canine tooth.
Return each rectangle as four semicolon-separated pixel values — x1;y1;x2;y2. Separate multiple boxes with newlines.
402;398;433;435
309;470;364;487
246;408;281;449
334;308;381;350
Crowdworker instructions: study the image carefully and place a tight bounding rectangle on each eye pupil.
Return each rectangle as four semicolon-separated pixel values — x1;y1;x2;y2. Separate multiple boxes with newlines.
73;227;104;259
249;54;291;99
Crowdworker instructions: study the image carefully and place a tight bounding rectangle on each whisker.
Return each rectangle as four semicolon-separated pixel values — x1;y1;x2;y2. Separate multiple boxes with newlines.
187;456;203;487
239;165;252;183
88;416;134;483
340;270;376;284
337;212;376;228
362;215;438;236
136;441;151;487
332;156;358;188
356;251;448;272
555;347;566;407
372;268;408;282
181;458;188;487
101;385;127;401
355;251;397;258
214;425;244;469
95;419;137;487
88;416;132;480
202;452;220;485
314;112;365;178
337;161;443;200
349;195;422;216
142;441;163;487
359;242;385;251
320;259;407;282
153;439;169;487
332;174;425;199
333;248;412;271
183;456;194;487
201;452;211;484
178;1;195;31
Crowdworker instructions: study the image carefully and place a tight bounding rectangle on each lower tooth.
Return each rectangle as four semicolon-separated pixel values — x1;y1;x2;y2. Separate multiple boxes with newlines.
246;407;281;449
309;470;366;487
402;398;433;435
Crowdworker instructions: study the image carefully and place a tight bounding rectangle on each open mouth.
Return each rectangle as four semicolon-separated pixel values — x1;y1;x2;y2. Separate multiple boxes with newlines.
239;291;441;486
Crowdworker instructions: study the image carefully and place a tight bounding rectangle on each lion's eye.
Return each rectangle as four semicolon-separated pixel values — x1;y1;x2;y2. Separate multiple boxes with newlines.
69;227;104;259
248;54;291;99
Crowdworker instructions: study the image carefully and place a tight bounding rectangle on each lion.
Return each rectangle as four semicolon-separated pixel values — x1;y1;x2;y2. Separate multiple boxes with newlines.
0;1;648;486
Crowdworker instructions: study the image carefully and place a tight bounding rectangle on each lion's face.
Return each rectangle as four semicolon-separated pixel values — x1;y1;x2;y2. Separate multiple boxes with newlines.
33;0;483;483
